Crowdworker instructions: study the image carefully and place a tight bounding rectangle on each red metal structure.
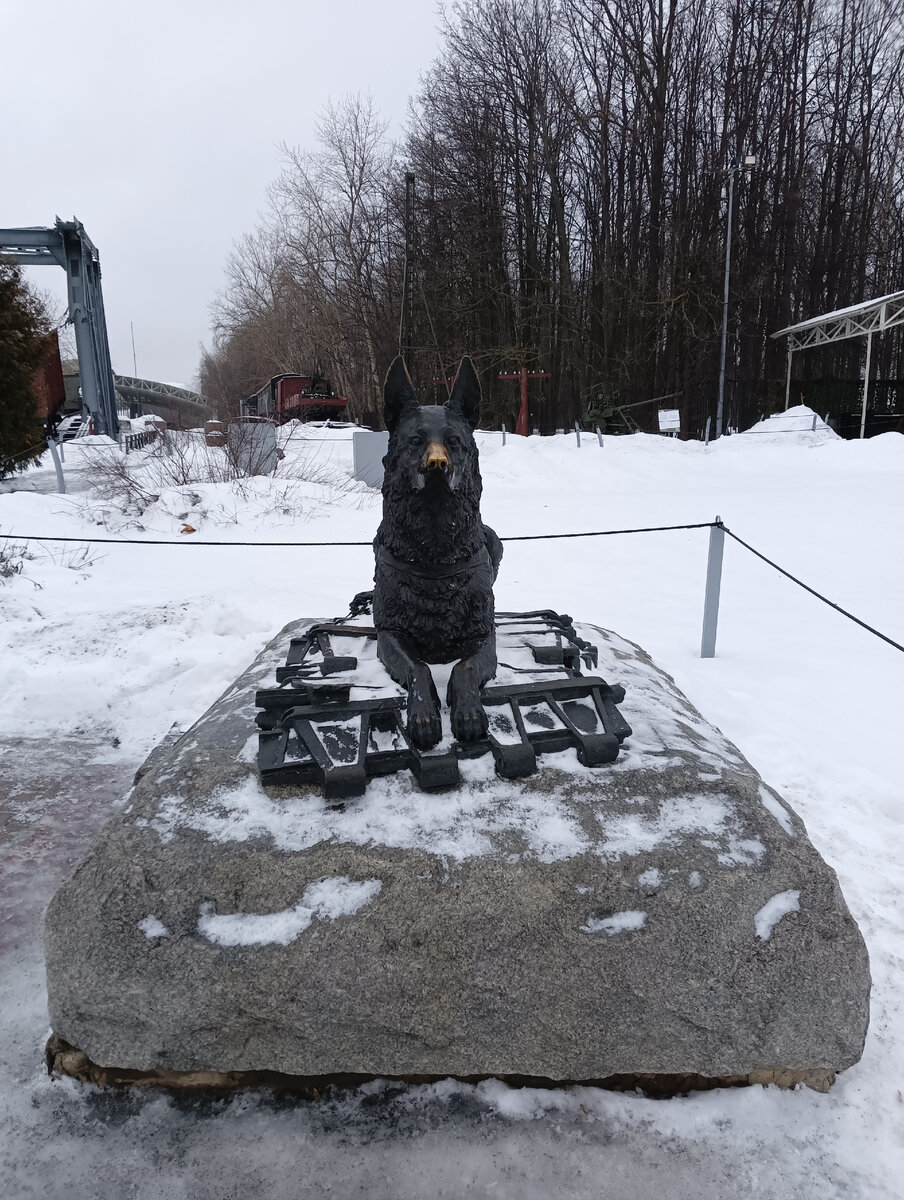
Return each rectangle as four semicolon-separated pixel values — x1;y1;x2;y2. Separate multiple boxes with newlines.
242;374;348;423
498;367;551;435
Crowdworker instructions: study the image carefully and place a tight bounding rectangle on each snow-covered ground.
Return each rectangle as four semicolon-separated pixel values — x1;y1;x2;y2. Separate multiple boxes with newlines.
1;413;902;1198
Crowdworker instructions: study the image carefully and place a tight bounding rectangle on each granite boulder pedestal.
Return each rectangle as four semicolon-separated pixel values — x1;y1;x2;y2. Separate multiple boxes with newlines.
44;620;870;1093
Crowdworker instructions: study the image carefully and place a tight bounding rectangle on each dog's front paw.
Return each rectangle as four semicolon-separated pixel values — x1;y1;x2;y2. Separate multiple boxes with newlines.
407;697;443;749
449;694;488;743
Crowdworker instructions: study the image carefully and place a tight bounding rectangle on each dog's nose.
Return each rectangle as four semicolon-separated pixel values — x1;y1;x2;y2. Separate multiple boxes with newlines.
424;442;450;471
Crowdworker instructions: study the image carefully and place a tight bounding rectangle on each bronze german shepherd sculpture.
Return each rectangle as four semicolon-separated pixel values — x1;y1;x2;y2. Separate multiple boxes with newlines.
373;356;503;749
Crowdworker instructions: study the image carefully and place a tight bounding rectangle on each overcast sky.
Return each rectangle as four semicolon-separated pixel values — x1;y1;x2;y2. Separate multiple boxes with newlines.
4;0;441;389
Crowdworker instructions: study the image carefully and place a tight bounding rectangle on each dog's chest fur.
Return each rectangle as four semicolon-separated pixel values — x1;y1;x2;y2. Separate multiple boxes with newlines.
373;553;495;663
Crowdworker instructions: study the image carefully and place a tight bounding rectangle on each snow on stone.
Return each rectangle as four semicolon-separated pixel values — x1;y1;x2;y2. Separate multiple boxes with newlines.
137;915;169;939
637;868;662;887
688;871;702;888
595;793;760;864
715;838;766;866
758;784;794;835
147;766;768;869
197;876;382;947
754;890;801;940
581;910;647;936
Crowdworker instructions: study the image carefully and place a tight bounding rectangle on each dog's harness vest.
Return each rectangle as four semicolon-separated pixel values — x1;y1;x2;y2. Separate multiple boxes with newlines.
376;543;491;580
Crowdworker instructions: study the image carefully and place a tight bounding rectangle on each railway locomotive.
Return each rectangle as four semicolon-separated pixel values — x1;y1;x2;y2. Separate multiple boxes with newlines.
241;373;348;423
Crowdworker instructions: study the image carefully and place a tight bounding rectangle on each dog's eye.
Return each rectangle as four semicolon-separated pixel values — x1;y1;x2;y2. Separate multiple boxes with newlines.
409;435;424;447
446;436;460;449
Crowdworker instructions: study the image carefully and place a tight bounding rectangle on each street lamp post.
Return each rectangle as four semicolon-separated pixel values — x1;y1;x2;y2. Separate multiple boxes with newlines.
715;153;757;439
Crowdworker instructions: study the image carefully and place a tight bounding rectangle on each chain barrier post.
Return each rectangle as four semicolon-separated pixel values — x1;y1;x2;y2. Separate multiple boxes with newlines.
701;517;724;658
596;425;603;447
501;423;506;446
48;437;66;495
575;421;581;448
704;417;712;446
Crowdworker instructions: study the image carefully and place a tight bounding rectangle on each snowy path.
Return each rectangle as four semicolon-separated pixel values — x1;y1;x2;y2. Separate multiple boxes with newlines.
1;418;903;1197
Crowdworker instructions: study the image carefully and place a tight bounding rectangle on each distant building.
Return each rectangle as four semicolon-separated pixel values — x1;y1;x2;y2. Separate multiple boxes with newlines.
31;332;66;423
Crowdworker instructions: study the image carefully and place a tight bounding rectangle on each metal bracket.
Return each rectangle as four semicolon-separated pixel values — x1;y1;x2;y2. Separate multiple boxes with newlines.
256;607;631;798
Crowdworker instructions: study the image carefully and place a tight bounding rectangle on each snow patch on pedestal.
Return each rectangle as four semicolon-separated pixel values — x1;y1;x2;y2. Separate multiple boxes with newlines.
581;910;647;936
758;784;795;835
197;876;382;947
754;890;801;940
637;868;662;887
137;916;169;939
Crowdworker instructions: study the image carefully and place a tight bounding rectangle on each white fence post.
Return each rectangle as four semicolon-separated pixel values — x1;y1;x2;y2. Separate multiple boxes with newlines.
48;437;66;495
700;517;725;659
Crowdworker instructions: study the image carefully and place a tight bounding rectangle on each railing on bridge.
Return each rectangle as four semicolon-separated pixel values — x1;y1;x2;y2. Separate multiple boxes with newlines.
121;430;159;454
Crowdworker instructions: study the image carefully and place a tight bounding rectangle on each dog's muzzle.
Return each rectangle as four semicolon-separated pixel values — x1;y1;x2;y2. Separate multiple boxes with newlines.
417;442;454;488
424;442;450;471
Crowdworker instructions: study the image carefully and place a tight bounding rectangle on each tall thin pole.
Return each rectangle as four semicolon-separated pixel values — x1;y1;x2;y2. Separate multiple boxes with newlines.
402;172;415;366
859;330;873;439
716;169;736;440
130;321;138;377
784;344;793;410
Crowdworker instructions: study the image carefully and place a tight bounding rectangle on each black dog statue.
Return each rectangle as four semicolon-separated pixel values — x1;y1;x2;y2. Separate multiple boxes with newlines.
373;356;503;749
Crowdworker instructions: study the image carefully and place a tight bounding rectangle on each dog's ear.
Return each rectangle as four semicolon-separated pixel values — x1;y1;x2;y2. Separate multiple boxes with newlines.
383;356;419;432
446;356;481;429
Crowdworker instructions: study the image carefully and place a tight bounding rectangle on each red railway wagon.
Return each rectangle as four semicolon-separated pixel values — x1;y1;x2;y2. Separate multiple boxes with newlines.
241;373;348;423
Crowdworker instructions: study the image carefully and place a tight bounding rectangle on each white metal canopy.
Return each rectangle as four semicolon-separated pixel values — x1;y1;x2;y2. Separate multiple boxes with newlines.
772;289;904;350
771;288;904;434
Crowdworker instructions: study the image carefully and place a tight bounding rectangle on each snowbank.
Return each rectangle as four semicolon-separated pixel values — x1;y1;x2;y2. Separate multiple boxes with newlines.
742;404;838;441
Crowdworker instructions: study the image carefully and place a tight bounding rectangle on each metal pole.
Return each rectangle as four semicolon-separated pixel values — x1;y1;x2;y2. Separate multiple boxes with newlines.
704;416;712;445
701;517;725;658
130;321;138;377
716;169;736;440
575;420;581;448
501;423;506;446
784;345;793;410
519;366;529;436
48;437;66;494
859;330;873;439
596;425;603;447
402;172;415;366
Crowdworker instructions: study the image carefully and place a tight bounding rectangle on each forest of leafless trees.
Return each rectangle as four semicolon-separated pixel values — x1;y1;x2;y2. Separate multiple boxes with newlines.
202;0;904;436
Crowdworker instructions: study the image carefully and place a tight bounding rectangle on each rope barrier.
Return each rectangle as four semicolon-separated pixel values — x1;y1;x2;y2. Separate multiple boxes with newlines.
0;521;716;548
502;522;714;541
5;440;48;463
3;518;901;655
719;523;904;655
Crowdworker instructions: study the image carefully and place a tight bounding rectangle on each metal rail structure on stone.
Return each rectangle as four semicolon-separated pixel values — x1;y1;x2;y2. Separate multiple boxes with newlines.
0;218;119;438
256;604;632;798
